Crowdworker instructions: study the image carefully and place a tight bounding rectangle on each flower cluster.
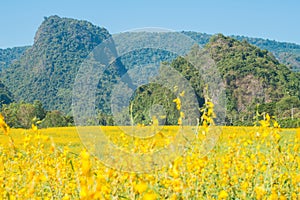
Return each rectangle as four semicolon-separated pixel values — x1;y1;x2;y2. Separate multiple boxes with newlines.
0;114;299;199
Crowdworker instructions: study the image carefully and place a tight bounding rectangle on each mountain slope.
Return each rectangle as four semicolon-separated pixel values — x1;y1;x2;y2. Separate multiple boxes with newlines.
2;15;112;114
1;16;300;126
0;46;29;71
4;31;300;73
183;31;300;72
0;80;13;108
120;33;300;125
205;34;300;123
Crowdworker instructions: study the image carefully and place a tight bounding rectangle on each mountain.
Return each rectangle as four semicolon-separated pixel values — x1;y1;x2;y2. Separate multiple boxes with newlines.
1;15;300;126
230;35;300;72
0;46;29;71
205;34;300;123
183;31;300;72
3;31;300;73
110;32;300;125
2;15;112;114
0;80;13;108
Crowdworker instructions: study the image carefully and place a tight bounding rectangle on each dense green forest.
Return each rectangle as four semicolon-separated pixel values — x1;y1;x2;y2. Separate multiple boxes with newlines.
206;34;300;125
183;31;300;72
0;80;13;107
2;15;111;113
1;15;300;128
116;34;300;126
0;46;29;70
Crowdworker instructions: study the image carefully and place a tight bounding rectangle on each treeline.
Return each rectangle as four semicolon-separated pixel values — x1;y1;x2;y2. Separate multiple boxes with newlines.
1;101;73;128
0;100;118;128
227;96;300;127
1;98;300;128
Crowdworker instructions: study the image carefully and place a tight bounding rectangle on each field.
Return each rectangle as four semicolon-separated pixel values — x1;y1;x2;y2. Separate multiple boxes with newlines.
0;119;299;200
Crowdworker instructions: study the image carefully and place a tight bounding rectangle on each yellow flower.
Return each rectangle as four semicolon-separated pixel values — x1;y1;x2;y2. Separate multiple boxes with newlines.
80;150;91;176
273;132;281;142
255;186;266;200
179;91;185;97
269;188;278;200
218;190;228;199
0;114;9;135
173;97;181;110
170;194;177;200
80;185;88;199
241;182;248;192
32;124;38;131
172;179;183;193
265;113;270;121
273;120;280;128
134;181;148;194
180;112;185;118
142;191;157;200
279;196;287;200
296;129;300;140
206;101;214;108
178;118;182;126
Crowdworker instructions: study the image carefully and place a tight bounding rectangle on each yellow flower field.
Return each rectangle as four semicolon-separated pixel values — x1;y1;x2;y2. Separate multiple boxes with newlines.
0;119;299;199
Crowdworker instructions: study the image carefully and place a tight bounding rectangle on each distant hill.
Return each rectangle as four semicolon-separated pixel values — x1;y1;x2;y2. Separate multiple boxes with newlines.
230;35;300;72
183;31;300;72
108;31;300;125
0;80;13;108
2;15;112;114
1;15;300;126
205;34;300;123
0;46;29;70
3;31;300;73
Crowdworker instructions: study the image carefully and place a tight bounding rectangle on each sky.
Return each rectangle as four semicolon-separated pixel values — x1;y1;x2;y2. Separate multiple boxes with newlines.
0;0;299;48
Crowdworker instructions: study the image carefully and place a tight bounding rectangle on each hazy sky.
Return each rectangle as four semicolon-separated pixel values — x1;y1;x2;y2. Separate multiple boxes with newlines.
0;0;299;48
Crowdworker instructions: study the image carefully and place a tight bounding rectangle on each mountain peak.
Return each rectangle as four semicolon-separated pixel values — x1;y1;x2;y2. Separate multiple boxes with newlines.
3;15;112;113
205;34;299;116
34;15;110;46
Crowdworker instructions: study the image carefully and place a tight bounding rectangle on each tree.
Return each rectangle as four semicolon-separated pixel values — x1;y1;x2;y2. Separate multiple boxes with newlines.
17;103;35;128
1;102;20;127
1;101;46;128
40;110;68;128
33;100;46;120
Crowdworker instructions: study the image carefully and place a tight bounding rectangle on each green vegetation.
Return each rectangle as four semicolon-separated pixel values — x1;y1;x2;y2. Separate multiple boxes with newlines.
183;31;300;72
0;80;13;108
126;34;300;126
206;34;300;125
1;101;73;128
2;15;111;114
0;46;29;70
1;16;300;127
1;101;46;128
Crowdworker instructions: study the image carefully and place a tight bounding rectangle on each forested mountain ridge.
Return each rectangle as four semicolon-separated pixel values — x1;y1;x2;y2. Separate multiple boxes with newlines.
0;80;13;107
205;34;300;124
1;15;111;113
0;46;29;70
2;31;300;73
101;31;300;125
1;15;300;127
183;31;300;72
230;35;300;72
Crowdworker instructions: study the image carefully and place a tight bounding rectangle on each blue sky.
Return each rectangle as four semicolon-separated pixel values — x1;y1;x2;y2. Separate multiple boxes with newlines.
0;0;299;48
